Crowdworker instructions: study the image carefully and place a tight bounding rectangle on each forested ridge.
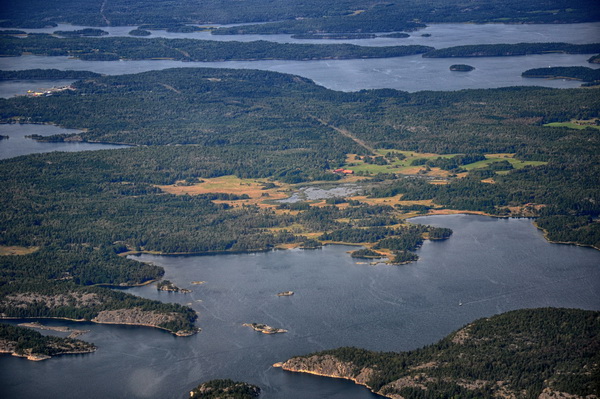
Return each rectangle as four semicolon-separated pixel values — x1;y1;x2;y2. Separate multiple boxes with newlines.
282;308;600;398
2;35;599;63
0;35;433;61
1;0;596;32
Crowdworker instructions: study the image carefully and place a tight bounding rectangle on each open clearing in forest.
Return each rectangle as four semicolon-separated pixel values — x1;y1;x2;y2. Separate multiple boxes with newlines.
544;118;600;130
0;246;39;255
157;175;290;208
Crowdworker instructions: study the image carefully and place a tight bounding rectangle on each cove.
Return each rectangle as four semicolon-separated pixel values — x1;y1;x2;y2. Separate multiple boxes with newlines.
0;124;130;159
1;215;598;398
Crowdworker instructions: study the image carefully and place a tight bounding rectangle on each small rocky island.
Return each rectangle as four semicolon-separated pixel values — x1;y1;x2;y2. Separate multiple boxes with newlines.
243;323;287;334
276;291;294;296
157;280;191;293
189;379;260;399
350;248;385;259
450;64;475;71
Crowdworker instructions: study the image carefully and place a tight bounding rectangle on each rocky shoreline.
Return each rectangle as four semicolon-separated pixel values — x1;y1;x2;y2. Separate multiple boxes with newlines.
1;307;199;337
275;308;600;399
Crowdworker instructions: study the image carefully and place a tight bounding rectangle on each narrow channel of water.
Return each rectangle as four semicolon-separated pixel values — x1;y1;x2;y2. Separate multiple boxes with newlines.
0;53;596;93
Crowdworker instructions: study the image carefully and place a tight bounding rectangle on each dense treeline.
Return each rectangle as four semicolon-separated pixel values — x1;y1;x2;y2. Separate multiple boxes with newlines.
410;153;486;172
290;308;600;398
0;30;26;35
0;323;96;357
423;42;600;58
2;0;596;30
522;66;600;83
0;35;433;61
213;15;425;35
0;246;163;286
0;69;102;80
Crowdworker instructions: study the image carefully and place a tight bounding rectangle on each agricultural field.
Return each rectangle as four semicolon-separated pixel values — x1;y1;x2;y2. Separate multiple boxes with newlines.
342;150;546;176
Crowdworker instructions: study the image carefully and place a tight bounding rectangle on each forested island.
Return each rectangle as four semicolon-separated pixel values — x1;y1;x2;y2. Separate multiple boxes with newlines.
278;308;600;398
522;66;600;84
128;29;151;37
291;33;377;40
0;35;433;61
0;323;96;361
53;28;109;37
0;69;102;80
189;379;261;399
424;42;600;57
2;35;598;65
449;64;475;72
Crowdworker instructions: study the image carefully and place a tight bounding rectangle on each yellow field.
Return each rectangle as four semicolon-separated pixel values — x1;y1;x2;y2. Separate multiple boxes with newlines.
0;246;39;256
157;175;290;208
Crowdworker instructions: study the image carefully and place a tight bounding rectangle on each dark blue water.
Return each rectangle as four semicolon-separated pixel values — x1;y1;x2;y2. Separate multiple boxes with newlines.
1;215;598;398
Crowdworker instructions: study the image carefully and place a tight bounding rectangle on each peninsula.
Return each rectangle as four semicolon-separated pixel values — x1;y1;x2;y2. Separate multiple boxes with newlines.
277;308;600;398
0;323;96;361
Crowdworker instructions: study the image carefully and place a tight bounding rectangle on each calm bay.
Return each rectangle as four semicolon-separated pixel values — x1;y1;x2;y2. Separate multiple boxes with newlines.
1;215;598;398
